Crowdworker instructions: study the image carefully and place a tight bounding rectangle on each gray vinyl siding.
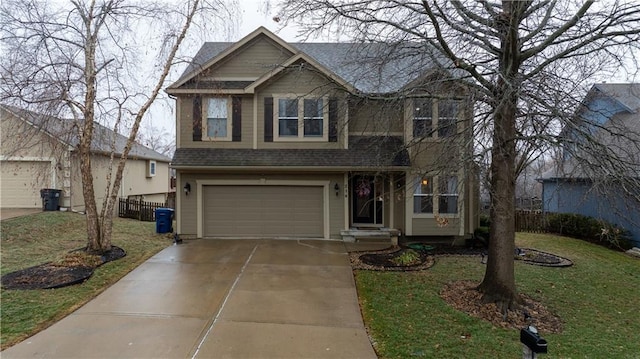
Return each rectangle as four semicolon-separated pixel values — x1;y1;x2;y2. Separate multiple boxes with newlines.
348;99;404;135
204;37;293;78
411;218;461;235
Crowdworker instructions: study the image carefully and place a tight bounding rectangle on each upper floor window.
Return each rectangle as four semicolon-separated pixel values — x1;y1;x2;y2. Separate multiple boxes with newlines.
274;95;327;141
438;100;459;138
204;97;231;140
278;99;298;136
413;98;460;139
413;99;433;137
413;175;458;214
303;99;323;136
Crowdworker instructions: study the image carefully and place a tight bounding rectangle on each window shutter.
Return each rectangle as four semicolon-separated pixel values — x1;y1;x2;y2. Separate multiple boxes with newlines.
232;96;241;142
329;98;338;142
193;95;202;141
264;97;273;142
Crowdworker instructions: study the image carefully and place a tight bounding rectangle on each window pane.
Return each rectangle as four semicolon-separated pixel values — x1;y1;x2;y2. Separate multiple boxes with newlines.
304;118;323;136
279;99;298;118
207;98;227;118
414;99;432;118
207;118;227;137
439;195;458;213
278;99;298;136
304;99;323;118
414;99;433;137
438;176;458;213
439;176;457;194
438;100;458;137
414;195;434;213
303;99;323;137
206;98;227;138
413;177;434;213
279;119;298;136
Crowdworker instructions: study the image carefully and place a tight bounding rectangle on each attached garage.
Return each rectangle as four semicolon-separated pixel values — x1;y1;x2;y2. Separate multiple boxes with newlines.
1;161;52;208
202;185;325;238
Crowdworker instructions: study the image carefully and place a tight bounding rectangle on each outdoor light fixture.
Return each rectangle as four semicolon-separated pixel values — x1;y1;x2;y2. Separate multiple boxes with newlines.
183;182;191;195
334;183;340;196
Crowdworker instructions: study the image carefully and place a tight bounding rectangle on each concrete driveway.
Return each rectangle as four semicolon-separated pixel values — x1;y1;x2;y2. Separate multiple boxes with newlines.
1;239;384;358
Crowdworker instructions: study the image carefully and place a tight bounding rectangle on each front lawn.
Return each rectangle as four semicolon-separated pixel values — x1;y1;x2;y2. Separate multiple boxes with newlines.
1;211;171;348
356;233;640;358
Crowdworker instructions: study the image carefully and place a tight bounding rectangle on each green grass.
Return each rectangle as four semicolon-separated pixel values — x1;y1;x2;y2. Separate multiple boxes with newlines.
1;211;172;348
356;233;640;358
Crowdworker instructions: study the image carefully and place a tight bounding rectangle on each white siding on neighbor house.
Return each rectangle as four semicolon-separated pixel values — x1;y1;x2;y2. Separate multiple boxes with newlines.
0;160;54;208
69;155;170;212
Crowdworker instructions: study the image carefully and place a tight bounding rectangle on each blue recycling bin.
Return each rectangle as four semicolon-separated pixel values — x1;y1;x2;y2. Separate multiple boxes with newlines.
155;208;174;234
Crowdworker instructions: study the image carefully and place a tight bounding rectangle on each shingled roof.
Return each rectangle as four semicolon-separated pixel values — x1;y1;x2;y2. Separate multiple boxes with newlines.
1;104;171;162
171;136;409;169
175;37;450;94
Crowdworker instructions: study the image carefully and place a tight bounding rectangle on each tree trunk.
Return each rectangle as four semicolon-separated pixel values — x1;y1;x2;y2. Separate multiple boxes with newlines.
81;8;111;254
478;95;519;309
477;0;524;310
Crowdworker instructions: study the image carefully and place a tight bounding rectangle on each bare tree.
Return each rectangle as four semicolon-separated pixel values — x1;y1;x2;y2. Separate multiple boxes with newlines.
137;122;176;158
1;0;236;253
275;0;640;308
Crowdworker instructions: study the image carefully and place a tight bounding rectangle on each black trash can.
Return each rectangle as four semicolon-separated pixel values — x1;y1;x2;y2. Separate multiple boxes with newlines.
155;208;174;234
40;189;62;211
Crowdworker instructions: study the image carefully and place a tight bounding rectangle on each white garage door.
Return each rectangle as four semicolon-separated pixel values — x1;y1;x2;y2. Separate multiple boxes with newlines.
203;185;324;238
1;161;52;208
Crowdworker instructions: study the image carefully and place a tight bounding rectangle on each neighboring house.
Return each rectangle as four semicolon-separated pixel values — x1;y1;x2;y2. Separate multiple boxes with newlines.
166;27;479;242
0;104;172;211
539;83;640;246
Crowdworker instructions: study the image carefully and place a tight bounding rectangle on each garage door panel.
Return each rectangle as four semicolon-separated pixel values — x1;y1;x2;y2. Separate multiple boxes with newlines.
203;185;324;238
1;161;51;208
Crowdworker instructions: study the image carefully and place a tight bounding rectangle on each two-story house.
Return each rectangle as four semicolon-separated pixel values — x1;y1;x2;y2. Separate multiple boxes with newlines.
539;83;640;247
166;27;479;243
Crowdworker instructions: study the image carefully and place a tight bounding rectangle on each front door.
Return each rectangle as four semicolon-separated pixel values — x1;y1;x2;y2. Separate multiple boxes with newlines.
352;175;383;226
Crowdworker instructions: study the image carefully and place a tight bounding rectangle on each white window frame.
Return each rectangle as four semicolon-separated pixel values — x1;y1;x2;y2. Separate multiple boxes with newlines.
413;174;459;217
273;94;329;142
412;98;460;139
146;160;156;178
413;98;434;138
437;100;460;138
203;96;232;141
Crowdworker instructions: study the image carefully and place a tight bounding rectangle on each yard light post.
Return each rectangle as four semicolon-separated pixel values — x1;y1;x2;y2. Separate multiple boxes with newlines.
520;313;547;358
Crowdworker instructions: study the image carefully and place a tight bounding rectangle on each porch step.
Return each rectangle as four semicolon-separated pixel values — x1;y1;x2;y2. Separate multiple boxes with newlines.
341;228;400;245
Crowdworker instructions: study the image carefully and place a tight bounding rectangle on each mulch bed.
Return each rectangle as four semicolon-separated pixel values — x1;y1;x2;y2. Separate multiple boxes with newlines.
1;246;126;290
441;280;564;333
350;246;435;271
516;248;573;267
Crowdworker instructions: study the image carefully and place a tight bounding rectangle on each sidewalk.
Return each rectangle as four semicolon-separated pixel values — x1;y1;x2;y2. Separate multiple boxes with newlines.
1;239;381;358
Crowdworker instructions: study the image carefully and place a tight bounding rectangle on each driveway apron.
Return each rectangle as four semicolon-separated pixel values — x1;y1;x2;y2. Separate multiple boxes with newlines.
1;239;378;359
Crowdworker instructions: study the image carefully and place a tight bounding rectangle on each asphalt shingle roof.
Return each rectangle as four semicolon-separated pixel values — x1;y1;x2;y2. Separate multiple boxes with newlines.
177;41;450;94
1;104;171;162
171;136;409;168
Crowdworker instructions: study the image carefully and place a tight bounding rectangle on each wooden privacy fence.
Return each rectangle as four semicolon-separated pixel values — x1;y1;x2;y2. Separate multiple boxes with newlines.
118;198;168;222
515;210;546;232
